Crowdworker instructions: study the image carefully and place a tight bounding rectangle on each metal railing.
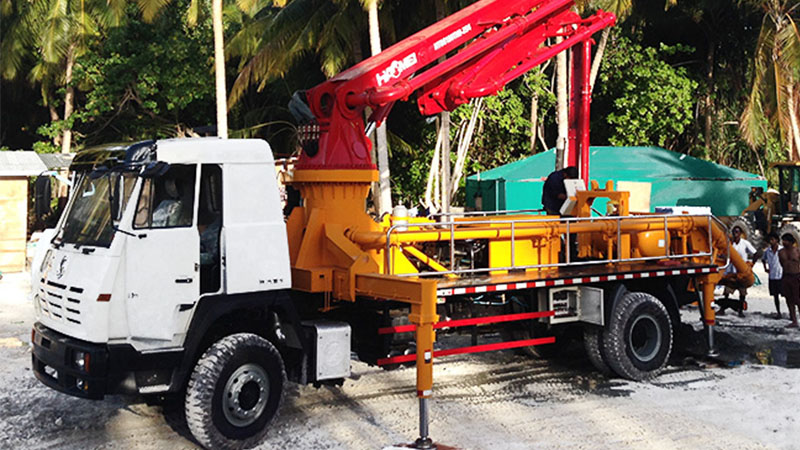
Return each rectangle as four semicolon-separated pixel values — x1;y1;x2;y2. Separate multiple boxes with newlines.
383;213;731;278
427;208;547;220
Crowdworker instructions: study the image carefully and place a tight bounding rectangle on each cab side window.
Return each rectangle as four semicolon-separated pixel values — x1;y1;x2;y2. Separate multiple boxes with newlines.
134;165;196;229
199;164;222;294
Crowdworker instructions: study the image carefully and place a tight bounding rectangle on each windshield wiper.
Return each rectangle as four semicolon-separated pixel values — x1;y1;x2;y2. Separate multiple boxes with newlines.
111;224;142;238
102;170;143;239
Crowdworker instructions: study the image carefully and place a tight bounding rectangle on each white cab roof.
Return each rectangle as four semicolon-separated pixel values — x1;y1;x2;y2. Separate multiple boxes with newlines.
155;138;274;165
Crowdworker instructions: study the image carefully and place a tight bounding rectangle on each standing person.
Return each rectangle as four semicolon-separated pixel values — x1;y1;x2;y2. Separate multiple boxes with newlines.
762;232;784;319
541;166;578;215
779;233;800;328
721;226;757;317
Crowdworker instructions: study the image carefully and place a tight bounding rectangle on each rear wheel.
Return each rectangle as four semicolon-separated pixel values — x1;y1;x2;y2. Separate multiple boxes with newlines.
779;222;800;247
185;333;285;450
602;292;673;381
583;325;612;376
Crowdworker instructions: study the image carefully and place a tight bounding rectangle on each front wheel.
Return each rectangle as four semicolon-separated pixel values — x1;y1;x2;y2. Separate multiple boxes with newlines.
185;333;286;450
602;292;673;381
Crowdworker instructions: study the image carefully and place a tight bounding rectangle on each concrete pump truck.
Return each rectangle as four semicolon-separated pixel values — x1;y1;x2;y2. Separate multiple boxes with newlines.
30;0;752;448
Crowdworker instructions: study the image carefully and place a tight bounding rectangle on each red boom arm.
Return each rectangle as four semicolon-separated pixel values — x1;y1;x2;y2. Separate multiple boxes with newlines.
295;0;614;182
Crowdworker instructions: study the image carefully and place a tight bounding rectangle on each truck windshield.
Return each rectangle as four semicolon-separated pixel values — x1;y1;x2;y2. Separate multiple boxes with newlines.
56;172;136;248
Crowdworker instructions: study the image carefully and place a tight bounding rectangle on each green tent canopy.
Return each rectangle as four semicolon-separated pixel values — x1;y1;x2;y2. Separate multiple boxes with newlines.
465;146;766;216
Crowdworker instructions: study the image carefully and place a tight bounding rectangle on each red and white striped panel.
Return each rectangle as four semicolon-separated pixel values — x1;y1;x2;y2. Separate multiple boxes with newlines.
436;266;718;297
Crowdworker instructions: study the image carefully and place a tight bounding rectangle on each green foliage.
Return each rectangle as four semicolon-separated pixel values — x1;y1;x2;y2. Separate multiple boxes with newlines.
389;70;555;206
69;5;215;143
0;0;789;206
596;34;698;149
32;141;59;154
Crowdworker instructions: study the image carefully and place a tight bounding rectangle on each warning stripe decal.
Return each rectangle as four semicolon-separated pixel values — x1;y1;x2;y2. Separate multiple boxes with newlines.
437;266;718;297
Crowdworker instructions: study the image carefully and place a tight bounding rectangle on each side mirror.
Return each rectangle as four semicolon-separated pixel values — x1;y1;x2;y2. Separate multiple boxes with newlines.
141;161;170;178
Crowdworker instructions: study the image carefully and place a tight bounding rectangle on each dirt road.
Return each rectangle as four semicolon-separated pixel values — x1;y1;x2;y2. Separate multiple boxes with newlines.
1;268;799;449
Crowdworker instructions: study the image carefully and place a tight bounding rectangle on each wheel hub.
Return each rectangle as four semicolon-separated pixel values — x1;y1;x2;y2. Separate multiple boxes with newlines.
222;363;269;427
629;314;661;362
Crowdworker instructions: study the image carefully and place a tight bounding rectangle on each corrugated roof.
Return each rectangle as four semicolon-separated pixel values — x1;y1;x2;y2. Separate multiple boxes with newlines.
38;152;74;170
468;146;764;182
0;151;48;177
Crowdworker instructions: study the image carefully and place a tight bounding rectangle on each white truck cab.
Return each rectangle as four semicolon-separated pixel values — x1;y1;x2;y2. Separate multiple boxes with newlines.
31;138;305;393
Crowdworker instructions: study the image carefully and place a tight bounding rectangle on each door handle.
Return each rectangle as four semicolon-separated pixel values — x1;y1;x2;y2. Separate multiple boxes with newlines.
175;278;193;284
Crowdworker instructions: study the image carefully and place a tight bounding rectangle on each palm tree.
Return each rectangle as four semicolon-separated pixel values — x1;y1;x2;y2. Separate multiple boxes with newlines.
553;0;633;169
212;0;229;137
1;0;127;153
135;0;262;139
227;0;371;106
363;0;392;214
227;0;399;211
586;0;632;88
740;0;800;160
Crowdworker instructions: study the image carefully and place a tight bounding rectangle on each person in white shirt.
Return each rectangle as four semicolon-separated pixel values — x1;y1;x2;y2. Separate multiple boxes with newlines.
762;231;784;319
721;226;757;317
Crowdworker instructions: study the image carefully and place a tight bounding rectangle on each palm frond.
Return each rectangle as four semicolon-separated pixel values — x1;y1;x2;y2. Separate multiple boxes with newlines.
185;0;201;26
136;0;171;23
592;0;632;19
39;10;70;63
741;13;778;147
95;0;128;27
227;13;271;59
779;15;800;81
228;0;339;106
1;0;13;16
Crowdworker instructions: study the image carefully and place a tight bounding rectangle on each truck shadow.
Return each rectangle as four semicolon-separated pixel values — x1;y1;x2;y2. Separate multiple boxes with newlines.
675;314;800;369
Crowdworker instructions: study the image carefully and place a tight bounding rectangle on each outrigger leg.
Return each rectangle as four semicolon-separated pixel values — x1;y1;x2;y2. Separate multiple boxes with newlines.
410;296;438;449
700;276;718;357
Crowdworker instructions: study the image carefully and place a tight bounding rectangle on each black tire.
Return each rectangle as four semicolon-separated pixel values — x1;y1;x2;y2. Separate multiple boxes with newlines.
185;333;285;450
731;215;765;252
602;292;673;381
779;222;800;248
582;325;612;376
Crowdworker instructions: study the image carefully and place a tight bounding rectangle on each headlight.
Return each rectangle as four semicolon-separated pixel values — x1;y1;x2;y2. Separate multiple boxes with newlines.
40;249;53;274
73;350;90;372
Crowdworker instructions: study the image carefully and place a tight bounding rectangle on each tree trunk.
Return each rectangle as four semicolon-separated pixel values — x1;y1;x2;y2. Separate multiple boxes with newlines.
61;44;76;154
555;35;568;170
530;91;539;153
367;0;392;214
787;84;800;161
49;105;61;146
589;28;609;93
704;40;715;153
212;0;228;138
450;98;482;199
440;112;451;212
436;0;450;212
424;120;443;209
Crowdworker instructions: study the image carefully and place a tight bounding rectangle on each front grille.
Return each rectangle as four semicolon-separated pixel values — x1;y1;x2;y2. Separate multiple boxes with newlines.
39;279;85;325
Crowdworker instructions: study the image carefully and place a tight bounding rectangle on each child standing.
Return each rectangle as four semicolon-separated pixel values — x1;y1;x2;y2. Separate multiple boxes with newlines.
762;232;783;319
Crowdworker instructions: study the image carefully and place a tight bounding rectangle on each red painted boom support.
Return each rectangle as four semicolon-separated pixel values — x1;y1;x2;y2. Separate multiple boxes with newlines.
297;0;615;183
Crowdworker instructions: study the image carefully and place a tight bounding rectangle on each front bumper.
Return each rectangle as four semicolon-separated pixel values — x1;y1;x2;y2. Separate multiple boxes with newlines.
32;322;110;399
32;322;184;399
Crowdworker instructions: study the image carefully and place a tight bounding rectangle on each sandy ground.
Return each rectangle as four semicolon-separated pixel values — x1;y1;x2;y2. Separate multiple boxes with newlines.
1;266;799;450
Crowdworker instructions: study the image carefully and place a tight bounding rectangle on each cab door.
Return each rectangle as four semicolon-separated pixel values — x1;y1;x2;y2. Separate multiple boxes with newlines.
125;164;199;341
